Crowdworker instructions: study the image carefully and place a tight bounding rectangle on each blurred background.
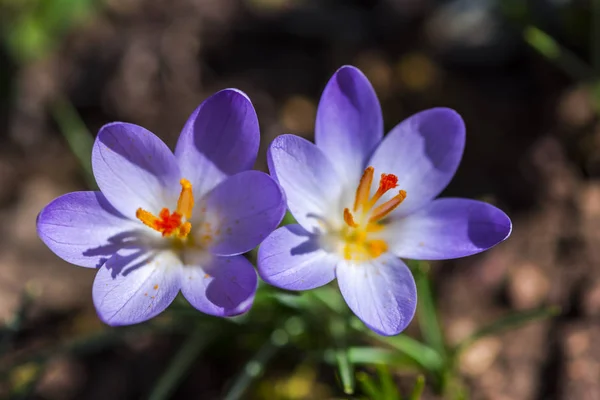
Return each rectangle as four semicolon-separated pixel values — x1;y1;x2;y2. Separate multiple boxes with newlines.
1;0;600;399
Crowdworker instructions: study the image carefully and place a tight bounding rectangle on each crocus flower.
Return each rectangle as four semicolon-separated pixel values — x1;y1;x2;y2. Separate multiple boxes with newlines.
37;89;286;325
257;66;512;336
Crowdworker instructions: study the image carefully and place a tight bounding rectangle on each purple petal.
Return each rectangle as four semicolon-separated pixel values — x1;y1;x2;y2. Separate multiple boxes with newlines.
268;134;344;233
201;170;285;256
336;255;417;336
368;108;465;216
92;122;181;219
180;254;257;317
93;249;182;326
37;191;140;268
257;225;337;291
175;89;259;197
385;198;511;260
315;66;383;182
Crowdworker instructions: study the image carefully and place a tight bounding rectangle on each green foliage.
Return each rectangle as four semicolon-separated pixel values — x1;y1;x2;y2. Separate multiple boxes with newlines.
0;0;97;62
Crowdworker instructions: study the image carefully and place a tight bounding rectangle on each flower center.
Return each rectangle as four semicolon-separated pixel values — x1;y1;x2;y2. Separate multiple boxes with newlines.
136;179;195;239
340;166;406;261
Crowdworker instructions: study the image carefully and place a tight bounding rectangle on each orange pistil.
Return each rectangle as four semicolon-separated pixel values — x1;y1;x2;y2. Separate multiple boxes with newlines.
136;178;194;239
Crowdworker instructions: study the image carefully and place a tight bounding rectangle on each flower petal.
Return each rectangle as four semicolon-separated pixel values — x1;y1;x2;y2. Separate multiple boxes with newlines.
268;134;344;233
37;191;141;268
180;254;257;317
385;198;512;260
175;89;259;197
315;66;383;182
336;254;417;336
201;170;286;256
257;225;337;291
92;122;181;219
93;249;181;326
369;108;465;216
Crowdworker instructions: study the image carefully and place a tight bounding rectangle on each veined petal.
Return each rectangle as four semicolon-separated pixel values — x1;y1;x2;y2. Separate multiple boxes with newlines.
37;191;141;268
368;108;465;216
385;198;512;260
93;249;182;326
336;255;417;336
316;66;383;183
202;171;286;256
175;89;259;198
92;122;181;220
257;225;337;291
180;254;257;317
268;134;344;233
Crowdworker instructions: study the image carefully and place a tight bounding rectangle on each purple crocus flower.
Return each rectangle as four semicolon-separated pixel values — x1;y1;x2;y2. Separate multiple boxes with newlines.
37;89;286;326
257;66;512;336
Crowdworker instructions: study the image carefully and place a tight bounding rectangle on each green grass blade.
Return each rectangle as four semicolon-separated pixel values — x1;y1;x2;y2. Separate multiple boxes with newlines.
455;306;560;353
358;326;444;373
148;325;212;400
347;347;419;370
50;95;96;188
335;348;354;395
413;264;446;358
330;318;354;395
224;327;288;400
408;375;425;400
377;365;400;400
524;26;595;82
357;372;381;399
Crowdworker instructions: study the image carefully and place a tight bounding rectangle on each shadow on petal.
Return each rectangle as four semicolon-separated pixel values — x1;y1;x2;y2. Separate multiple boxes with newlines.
204;259;256;312
467;205;512;250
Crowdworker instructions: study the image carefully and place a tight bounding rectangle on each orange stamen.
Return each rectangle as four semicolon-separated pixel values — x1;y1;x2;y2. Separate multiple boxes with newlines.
368;190;407;223
343;208;358;227
136;208;160;229
177;178;194;219
135;178;195;238
341;168;407;261
353;166;374;212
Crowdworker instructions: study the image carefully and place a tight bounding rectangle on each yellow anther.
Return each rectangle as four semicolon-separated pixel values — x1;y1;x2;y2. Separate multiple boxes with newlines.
353;166;374;212
368;190;407;223
177;178;194;220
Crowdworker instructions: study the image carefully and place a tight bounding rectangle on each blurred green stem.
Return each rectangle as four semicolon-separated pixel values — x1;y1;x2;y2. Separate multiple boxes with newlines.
524;25;596;82
413;264;446;360
330;318;354;395
50;94;96;188
148;324;212;400
223;324;289;400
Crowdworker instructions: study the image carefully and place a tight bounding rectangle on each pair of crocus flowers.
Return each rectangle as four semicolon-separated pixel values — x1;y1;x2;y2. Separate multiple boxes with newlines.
37;66;511;336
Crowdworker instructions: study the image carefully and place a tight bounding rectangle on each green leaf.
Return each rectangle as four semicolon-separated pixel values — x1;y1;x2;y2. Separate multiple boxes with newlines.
377;366;400;400
280;211;297;226
330;318;354;395
335;348;355;395
148;325;213;400
50;95;96;188
309;285;347;314
408;375;425;400
455;306;560;353
355;322;444;373
357;372;381;400
523;26;595;82
413;264;446;358
223;326;288;400
523;26;560;59
346;347;420;370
